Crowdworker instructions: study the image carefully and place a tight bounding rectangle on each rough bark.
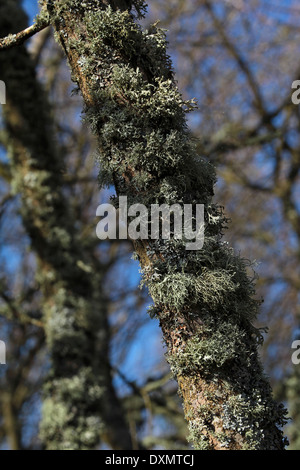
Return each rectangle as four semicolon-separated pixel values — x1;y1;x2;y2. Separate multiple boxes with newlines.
0;0;132;450
42;0;289;449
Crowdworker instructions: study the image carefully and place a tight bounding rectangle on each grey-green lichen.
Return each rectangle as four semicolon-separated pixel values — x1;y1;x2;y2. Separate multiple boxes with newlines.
40;368;105;450
48;0;289;449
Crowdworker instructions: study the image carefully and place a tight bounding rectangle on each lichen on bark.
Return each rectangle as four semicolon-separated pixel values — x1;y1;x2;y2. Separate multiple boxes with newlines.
44;0;288;449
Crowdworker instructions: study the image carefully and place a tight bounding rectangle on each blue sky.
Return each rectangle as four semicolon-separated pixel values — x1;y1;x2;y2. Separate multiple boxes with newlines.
23;0;39;19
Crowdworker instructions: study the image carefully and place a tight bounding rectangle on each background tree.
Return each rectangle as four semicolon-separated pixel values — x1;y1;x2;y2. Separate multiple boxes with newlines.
0;0;187;450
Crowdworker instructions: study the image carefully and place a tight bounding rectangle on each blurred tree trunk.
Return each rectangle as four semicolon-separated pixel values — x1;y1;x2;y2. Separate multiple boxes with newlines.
0;0;132;450
1;392;21;450
286;329;300;450
44;0;288;449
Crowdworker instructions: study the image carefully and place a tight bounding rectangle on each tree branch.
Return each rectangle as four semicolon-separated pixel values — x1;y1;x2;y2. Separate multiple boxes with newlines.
203;0;267;117
0;291;44;329
0;17;50;51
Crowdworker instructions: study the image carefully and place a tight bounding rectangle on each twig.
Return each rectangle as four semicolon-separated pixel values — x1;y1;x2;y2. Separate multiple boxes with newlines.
0;18;50;51
0;291;44;329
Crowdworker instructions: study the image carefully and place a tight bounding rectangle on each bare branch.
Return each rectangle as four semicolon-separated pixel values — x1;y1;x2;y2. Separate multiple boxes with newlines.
203;0;266;116
0;290;44;329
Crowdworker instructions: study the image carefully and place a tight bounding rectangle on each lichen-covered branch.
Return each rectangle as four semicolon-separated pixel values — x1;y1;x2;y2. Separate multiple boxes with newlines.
0;11;50;51
43;0;289;449
0;0;132;450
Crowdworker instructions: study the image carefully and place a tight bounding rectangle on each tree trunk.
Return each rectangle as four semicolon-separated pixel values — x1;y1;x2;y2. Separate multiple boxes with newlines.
43;0;289;449
1;392;21;450
0;0;132;450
